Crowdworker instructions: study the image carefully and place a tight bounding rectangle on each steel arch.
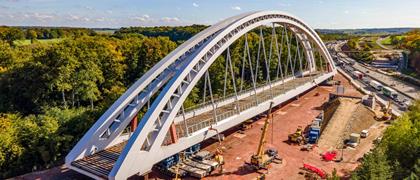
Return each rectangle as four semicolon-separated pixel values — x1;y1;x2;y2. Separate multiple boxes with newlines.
66;10;336;180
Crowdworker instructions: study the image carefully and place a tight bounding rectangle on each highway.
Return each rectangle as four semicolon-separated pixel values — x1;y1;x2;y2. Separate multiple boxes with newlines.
326;41;417;114
331;41;419;100
338;66;404;114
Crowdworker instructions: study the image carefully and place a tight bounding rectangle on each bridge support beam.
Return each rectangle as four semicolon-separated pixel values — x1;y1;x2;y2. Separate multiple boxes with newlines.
131;115;138;132
170;122;178;143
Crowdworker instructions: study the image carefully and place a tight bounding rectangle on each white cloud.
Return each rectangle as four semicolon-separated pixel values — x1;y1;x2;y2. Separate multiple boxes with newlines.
344;10;350;14
68;14;80;21
106;10;113;14
161;17;180;23
22;12;55;22
232;6;241;11
132;14;151;22
192;2;199;7
67;14;90;22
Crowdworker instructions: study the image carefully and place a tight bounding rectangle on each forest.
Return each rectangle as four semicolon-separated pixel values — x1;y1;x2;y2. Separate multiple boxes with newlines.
389;30;420;74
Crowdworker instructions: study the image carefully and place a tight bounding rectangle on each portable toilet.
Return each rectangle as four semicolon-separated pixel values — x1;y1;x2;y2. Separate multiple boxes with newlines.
350;133;360;143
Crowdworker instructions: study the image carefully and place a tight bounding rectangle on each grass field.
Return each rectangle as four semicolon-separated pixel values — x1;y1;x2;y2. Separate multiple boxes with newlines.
13;38;64;46
358;37;382;50
380;35;404;45
94;29;115;35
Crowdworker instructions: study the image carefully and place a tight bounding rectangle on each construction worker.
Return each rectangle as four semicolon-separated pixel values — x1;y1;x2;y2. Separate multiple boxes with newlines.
215;148;224;174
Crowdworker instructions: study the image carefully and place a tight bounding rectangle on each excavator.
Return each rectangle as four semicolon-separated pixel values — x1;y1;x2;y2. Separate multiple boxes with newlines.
249;102;280;170
288;126;304;145
382;101;392;120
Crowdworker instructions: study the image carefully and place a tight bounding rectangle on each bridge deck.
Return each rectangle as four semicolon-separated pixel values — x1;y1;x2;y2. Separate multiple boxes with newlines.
71;141;127;178
71;73;321;178
173;73;320;139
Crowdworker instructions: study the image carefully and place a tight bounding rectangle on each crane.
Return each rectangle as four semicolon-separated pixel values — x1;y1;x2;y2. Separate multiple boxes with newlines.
249;102;279;169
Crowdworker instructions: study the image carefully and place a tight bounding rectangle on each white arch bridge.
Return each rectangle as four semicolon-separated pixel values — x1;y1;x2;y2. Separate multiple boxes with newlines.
66;11;336;179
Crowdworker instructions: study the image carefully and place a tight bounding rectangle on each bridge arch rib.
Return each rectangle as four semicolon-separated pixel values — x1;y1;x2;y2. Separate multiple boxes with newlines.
66;11;336;180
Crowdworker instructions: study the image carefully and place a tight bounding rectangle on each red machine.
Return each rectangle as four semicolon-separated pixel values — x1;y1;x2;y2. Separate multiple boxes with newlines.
303;163;326;179
322;151;337;161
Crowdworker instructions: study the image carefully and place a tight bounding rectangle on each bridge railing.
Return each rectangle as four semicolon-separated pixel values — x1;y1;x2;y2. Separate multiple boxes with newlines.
180;74;300;117
173;73;323;139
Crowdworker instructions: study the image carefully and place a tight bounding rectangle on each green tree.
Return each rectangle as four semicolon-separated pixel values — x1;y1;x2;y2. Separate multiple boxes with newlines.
352;149;393;180
26;29;38;41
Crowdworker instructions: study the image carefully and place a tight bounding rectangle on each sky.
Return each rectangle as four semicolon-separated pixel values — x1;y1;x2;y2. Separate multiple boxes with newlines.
0;0;420;29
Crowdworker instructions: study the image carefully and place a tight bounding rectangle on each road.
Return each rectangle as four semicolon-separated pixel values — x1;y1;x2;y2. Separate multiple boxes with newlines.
376;37;391;50
332;41;419;100
339;66;403;114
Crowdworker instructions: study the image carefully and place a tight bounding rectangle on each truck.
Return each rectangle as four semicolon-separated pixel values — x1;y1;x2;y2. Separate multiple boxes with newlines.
370;80;383;91
307;125;321;144
352;70;364;79
382;86;398;100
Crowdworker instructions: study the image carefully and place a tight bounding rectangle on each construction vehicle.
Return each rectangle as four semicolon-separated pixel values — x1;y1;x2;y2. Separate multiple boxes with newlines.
214;148;224;173
241;119;254;130
288;126;304;145
249;102;279;170
382;101;392;120
300;144;315;151
208;126;225;174
307;124;321;144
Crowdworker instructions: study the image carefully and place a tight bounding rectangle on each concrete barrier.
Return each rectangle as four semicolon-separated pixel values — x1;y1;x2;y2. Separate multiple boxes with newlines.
337;68;401;116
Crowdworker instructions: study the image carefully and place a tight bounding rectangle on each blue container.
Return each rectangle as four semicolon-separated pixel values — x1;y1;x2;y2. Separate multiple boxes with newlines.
185;143;201;155
308;131;319;144
158;153;181;168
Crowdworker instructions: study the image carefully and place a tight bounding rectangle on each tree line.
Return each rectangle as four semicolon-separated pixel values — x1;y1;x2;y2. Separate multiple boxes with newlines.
0;26;96;44
343;37;374;63
114;24;208;43
389;30;420;74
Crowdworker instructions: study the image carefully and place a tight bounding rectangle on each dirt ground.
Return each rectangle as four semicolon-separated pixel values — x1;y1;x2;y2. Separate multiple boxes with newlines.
14;73;389;180
318;97;377;150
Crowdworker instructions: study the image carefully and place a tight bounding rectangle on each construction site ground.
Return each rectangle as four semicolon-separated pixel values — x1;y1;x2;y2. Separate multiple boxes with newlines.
14;72;389;180
150;72;389;179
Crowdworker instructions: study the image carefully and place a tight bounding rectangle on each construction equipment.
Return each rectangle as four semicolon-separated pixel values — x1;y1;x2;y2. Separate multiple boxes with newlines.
382;101;392;120
214;148;224;173
288;126;304;145
300;144;315;151
241;119;254;130
307;124;320;144
249;102;279;170
208;126;224;174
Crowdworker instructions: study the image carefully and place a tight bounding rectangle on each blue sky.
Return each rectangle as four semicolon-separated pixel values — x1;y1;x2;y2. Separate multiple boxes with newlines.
0;0;419;29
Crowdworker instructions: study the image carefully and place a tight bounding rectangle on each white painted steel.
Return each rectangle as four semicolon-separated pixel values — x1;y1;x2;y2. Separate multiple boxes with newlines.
66;11;336;180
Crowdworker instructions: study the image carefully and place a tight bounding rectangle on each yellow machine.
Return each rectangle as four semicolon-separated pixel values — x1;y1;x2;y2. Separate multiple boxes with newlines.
208;126;225;173
249;102;279;169
288;126;304;144
173;165;181;180
382;101;392;120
